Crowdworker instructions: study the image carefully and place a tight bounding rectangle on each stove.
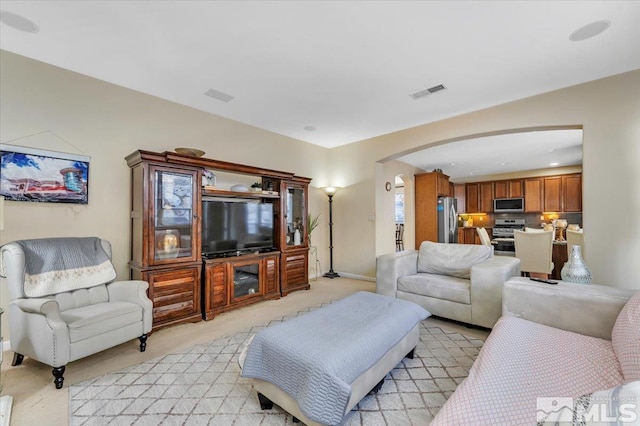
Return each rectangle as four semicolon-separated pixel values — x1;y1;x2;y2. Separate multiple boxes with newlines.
492;218;526;238
491;218;525;255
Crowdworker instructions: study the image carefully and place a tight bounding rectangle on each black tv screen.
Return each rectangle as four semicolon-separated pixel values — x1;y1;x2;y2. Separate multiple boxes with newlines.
201;200;274;255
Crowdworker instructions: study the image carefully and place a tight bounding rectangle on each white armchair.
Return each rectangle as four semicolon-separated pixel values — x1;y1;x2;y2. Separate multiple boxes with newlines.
0;237;152;389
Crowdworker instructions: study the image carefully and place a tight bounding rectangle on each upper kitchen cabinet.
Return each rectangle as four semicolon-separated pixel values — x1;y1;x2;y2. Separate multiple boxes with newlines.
454;184;466;214
562;174;582;212
494;179;524;199
465;183;479;213
543;176;563;212
465;181;493;213
524;178;544;212
479;182;494;213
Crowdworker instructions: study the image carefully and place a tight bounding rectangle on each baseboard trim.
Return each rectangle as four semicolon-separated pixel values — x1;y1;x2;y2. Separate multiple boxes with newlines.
334;272;376;282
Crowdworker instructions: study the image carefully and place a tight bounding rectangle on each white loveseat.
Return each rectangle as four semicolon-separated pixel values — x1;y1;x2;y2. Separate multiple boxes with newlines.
376;241;520;328
431;277;640;425
0;237;153;389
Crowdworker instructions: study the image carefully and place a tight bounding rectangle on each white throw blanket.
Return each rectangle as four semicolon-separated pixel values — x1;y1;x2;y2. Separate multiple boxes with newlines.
16;237;116;297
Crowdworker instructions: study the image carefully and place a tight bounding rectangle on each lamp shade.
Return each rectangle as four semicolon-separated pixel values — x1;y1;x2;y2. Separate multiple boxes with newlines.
322;186;340;196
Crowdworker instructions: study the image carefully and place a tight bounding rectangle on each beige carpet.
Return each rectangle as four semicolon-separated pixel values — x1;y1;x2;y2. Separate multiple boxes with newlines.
2;278;489;425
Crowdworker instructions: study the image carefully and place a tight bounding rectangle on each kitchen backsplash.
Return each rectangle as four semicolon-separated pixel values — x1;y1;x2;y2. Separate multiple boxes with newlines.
459;212;582;229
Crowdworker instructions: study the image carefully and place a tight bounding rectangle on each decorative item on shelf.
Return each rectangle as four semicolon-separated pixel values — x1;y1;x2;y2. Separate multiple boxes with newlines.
322;186;341;279
294;228;301;245
175;147;205;157
266;180;274;192
230;184;249;192
202;170;216;187
432;168;443;173
555;219;568;241
157;229;180;259
251;182;262;193
561;245;592;284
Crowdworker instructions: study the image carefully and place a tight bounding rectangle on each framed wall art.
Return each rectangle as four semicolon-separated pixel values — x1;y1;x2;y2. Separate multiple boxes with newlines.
0;143;90;204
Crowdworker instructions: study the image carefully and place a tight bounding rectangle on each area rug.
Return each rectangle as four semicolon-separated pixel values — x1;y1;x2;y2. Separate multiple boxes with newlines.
70;306;484;426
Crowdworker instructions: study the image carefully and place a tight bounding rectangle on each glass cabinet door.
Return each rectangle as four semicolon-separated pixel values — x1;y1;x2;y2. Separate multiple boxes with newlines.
152;167;198;263
285;185;306;247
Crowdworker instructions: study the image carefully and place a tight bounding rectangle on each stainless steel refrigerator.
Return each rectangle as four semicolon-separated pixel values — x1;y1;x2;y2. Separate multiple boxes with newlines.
437;196;458;243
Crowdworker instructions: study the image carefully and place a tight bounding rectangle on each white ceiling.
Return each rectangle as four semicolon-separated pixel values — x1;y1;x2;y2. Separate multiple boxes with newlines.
397;129;583;181
1;1;639;149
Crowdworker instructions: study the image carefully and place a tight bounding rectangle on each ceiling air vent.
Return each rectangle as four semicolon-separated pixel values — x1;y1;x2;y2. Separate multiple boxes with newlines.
409;84;447;100
204;88;234;103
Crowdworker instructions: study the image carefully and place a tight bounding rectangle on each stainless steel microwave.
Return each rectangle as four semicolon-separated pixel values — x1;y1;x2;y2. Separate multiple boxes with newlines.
493;198;524;213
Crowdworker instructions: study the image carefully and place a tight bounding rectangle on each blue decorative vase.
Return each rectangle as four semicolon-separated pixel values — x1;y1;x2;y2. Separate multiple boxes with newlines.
561;245;592;284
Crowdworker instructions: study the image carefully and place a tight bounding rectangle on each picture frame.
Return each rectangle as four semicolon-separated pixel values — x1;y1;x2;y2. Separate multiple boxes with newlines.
0;143;90;204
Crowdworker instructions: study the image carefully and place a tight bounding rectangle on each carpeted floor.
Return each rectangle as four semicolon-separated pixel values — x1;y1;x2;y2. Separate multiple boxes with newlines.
70;304;484;426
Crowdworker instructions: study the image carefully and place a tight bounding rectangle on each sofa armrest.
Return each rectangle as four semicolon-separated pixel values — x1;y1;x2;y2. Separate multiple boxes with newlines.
502;277;636;340
12;298;62;318
10;298;70;367
469;256;521;328
376;250;418;298
107;280;153;333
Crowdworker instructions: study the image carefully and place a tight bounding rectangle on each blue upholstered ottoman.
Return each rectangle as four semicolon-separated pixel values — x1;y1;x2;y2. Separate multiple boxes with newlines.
240;291;430;425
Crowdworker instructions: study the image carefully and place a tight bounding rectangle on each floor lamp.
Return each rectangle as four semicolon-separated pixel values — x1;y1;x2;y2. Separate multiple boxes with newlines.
322;187;340;278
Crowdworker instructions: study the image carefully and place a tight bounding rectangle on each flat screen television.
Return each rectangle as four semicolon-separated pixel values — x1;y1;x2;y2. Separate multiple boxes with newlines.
201;199;274;256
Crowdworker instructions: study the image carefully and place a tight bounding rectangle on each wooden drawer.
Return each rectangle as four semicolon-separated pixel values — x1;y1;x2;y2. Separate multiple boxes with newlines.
144;266;201;328
264;255;279;295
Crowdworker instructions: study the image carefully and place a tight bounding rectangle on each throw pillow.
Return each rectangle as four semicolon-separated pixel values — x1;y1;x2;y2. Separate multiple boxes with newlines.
417;241;492;279
612;291;640;383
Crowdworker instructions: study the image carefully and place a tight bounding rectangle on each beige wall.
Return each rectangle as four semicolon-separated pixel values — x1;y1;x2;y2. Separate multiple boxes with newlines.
332;69;640;288
1;50;639;342
0;51;331;341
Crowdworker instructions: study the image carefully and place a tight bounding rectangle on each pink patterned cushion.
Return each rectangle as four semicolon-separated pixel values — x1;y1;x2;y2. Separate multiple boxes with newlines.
431;316;623;426
612;291;640;383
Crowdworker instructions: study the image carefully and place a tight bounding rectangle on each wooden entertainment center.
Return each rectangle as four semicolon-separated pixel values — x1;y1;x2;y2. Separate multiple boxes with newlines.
126;150;311;330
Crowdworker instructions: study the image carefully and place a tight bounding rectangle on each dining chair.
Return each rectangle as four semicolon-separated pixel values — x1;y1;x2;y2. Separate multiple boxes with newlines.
476;227;493;246
514;230;554;278
566;229;584;256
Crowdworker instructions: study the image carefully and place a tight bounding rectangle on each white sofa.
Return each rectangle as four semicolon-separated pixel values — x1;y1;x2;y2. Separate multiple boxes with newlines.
431;277;640;425
376;241;521;328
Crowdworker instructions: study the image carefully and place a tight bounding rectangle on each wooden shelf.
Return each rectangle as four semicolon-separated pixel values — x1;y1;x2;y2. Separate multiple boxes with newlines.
202;188;280;199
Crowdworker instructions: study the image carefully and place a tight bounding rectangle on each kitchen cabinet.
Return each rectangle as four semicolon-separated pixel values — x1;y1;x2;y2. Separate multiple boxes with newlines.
457;227;490;245
495;179;524;198
562;174;582;212
544;176;562;212
479;182;494;213
454;184;466;214
465;183;479;213
524;178;544;212
415;172;451;247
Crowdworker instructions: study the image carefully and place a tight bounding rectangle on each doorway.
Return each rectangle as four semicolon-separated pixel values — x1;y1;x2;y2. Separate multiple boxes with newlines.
394;174;406;251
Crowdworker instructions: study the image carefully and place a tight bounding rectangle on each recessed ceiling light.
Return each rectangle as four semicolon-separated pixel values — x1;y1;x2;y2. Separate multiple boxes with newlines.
469;172;475;175
547;148;558;152
499;162;508;166
304;126;317;131
0;10;39;33
550;162;559;166
569;20;611;42
449;163;456;166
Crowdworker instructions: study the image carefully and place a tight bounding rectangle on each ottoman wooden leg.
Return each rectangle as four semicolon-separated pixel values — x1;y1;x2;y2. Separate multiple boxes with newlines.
406;347;416;359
